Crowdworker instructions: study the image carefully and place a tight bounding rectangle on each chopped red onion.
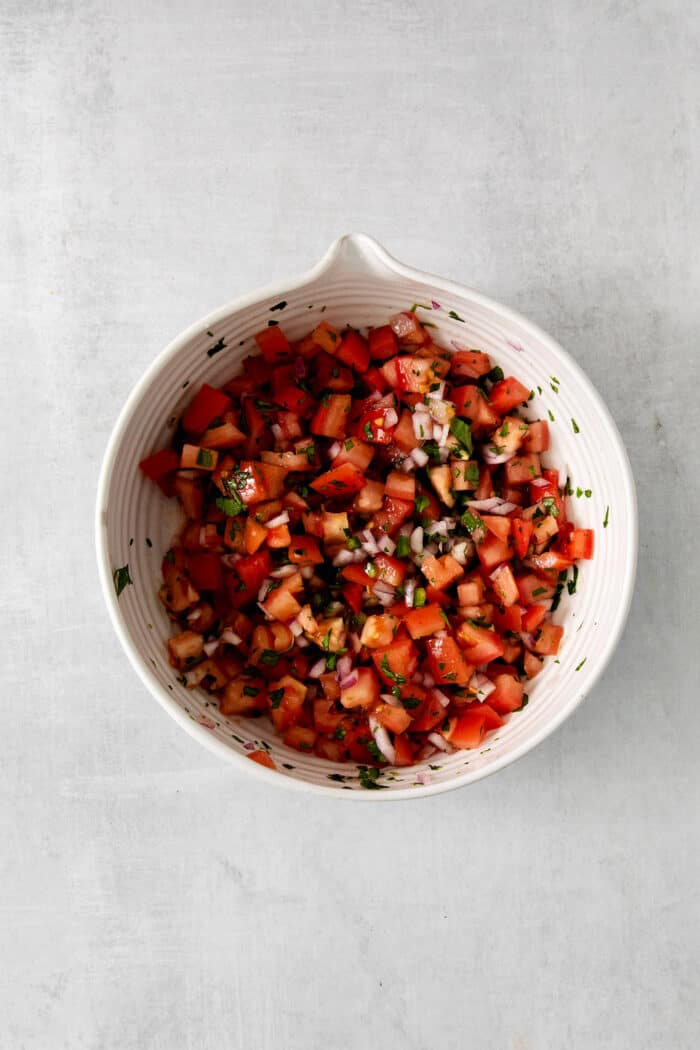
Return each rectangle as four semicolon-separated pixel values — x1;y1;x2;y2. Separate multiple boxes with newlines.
412;410;432;441
410;526;424;553
309;658;327;678
352;548;367;563
433;688;451;708
431;520;449;537
288;618;303;638
294;356;307;378
257;602;274;620
558;463;568;490
369;715;396;763
531;477;549;488
265;511;290;529
428;732;451;752
437;422;450;447
257;578;272;601
482;446;515;465
328;440;341;459
404;579;416;608
470;672;496;701
332;548;356;567
270;564;298;578
349;632;362;653
434;629;448;640
380;692;401;707
431;300;441;310
221;629;242;646
451;541;469;565
467;497;505;512
296;636;309;648
520;632;536;649
415;771;431;785
335;654;353;681
401;454;416;473
378;535;396;555
186;608;202;622
271;423;283;441
427;398;454;424
488;501;519;516
339;671;358;690
422;672;435;688
384;407;399;428
389;312;417;338
220;553;241;568
411;447;429;467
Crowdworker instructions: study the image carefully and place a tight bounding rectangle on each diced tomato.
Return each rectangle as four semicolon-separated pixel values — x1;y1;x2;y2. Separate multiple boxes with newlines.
139;448;180;481
342;582;364;614
524;651;545;679
452;385;500;429
247;750;277;770
272;366;313;413
456;621;505;664
310;320;342;354
403;602;446;639
516;573;555;605
492;604;523;633
234;549;272;592
488;674;525;714
448;709;487;749
457;578;484;605
480;515;511;543
341;563;373;587
370;496;414;536
336;330;370;372
182;384;232;436
310;462;365;497
374;703;412;735
512;517;534;559
385;471;416;502
534;623;564;656
505;454;542;486
284;725;317;752
489;376;530;415
187;552;223;591
254;325;291;363
476;532;513;570
311;394;351;439
233;461;286;505
409;689;447;732
421;554;464;591
354;394;398;445
559;528;595;560
450;349;492;379
368;325;398;360
490;564;519;606
313;698;345;735
392;410;418;453
372;634;418;685
364;366;389;393
310;352;354;393
373;553;407;587
266;523;291;548
180;444;219;471
522;604;548;633
522;420;550;453
425;636;473;687
340;667;381;709
288;535;323;565
527;551;574;575
392;733;415;766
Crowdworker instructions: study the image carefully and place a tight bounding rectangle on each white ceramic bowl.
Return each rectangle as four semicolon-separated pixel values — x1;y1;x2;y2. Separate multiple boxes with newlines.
96;234;637;799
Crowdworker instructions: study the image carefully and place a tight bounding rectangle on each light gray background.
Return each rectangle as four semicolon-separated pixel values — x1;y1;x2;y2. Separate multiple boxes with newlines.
2;1;698;1047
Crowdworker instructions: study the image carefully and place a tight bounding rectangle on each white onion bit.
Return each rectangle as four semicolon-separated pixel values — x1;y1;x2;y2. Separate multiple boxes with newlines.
265;511;290;529
308;658;327;678
221;629;242;646
410;526;424;553
411;447;429;467
369;716;396;764
428;732;451;752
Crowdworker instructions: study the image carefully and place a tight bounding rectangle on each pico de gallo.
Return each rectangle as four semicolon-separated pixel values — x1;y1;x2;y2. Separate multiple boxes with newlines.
139;311;594;769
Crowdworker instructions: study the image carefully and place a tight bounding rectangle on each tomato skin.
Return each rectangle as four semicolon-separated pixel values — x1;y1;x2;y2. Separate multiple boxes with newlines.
182;384;232;436
410;689;447;732
272;366;313;413
421;554;464;591
512;518;533;559
373;553;407;587
488;674;525;714
368;325;398;360
481;515;511;543
288;535;324;565
450;349;492;379
370;496;414;536
448;709;487;748
311;394;351;439
492;604;522;633
533;623;564;656
522;419;550;453
336;330;370;372
392;733;415;766
489;376;530;415
187;552;223;591
342;582;364;614
452;385;500;429
425;636;474;687
372;634;418;685
456;622;505;664
403;603;446;639
235;550;272;592
476;533;513;570
558;528;595;560
139;448;180;481
310;462;365;497
522;604;547;633
254;325;291;363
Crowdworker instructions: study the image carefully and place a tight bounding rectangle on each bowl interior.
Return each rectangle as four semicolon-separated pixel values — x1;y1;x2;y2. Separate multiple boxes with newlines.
97;237;636;797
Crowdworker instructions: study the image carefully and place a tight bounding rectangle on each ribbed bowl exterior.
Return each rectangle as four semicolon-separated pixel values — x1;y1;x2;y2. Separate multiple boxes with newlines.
96;235;637;799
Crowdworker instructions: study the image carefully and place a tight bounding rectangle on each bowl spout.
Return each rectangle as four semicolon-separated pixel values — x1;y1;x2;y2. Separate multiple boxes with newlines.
317;232;398;281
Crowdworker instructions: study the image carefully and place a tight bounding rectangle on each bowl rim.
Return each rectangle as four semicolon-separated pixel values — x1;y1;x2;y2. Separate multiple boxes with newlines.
95;233;638;800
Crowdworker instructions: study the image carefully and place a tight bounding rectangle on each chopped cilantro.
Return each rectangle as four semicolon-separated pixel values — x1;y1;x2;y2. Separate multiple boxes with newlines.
363;421;373;441
567;565;579;595
344;439;355;451
448;309;465;322
216;494;245;517
571;418;580;434
196;448;213;468
603;506;610;528
113;564;132;597
548;409;555;422
259;650;280;667
358;766;386;789
461;510;482;533
449;417;473;455
575;658;587;672
242;685;260;698
269;688;285;709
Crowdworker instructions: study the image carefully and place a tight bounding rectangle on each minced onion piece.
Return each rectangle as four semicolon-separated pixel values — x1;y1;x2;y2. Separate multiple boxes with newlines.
531;477;549;489
431;520;449;537
384;407;399;428
296;636;309;648
257;602;274;620
265;511;290;529
520;632;536;649
558;463;568;489
288;619;303;638
203;639;220;657
411;447;429;467
422;672;435;688
220;553;241;568
369;715;396;764
352;548;367;563
426;381;446;400
404;579;416;608
328;440;341;459
378;535;396;555
451;541;469;565
339;671;358;690
424;543;439;556
271;423;284;441
412;410;432;441
436;422;450;447
415;771;431;785
434;629;448;640
467;497;506;512
349;632;362;653
308;658;326;678
410;526;424;553
432;688;451;708
380;692;401;707
221;629;242;646
258;578;272;601
332;548;356;567
401;454;416;473
428;732;451;752
488;501;519;516
427;398;454;424
270;564;298;578
300;565;314;579
336;654;353;681
186;608;202;622
482;446;514;465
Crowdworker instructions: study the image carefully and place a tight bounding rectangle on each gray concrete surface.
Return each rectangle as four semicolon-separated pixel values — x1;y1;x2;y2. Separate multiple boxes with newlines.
1;1;698;1047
